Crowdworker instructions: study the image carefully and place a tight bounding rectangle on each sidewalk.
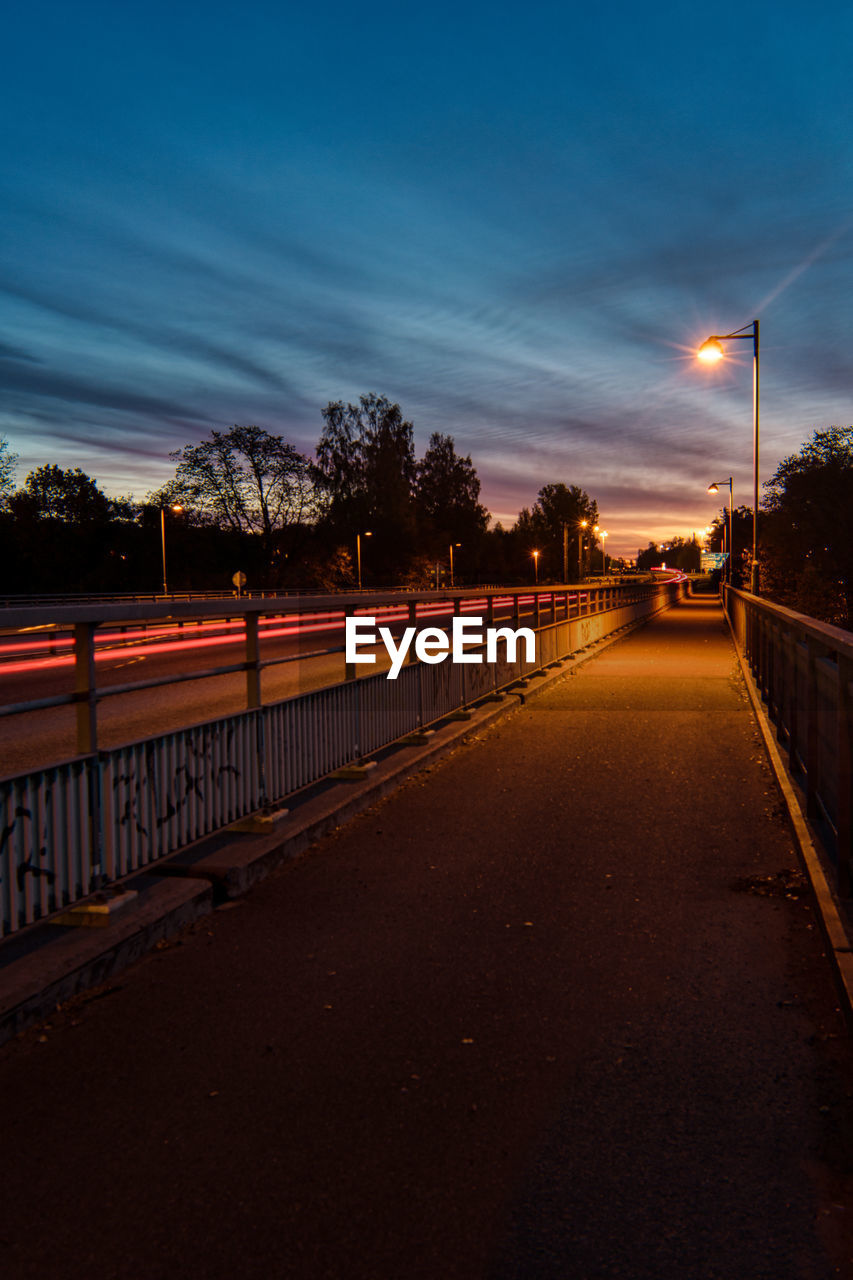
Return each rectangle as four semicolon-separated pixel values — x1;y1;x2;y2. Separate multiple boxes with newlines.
0;596;851;1279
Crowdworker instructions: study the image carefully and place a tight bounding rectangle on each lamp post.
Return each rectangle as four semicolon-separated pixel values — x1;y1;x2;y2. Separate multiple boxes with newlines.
697;319;759;593
356;530;372;590
449;542;461;588
532;549;540;584
578;519;588;581
707;478;733;583
600;530;608;575
160;504;182;596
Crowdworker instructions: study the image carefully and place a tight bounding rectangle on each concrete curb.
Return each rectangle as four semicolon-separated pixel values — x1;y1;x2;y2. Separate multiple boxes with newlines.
0;611;652;1047
727;618;853;1031
0;875;213;1046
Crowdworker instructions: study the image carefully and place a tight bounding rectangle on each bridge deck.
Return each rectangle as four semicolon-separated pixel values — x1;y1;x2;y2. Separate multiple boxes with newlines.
1;595;852;1278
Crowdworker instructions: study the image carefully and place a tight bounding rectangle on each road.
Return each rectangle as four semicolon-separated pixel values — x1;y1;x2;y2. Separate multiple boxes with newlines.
0;594;550;776
0;595;850;1278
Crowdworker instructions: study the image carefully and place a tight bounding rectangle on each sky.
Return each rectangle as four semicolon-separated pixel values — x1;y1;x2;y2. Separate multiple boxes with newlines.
2;0;852;559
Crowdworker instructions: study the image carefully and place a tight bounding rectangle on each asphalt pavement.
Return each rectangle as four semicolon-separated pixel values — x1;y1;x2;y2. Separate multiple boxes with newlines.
1;595;851;1279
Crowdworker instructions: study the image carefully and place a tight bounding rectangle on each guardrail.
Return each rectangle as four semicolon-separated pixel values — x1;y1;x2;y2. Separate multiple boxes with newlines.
724;586;853;898
0;580;685;937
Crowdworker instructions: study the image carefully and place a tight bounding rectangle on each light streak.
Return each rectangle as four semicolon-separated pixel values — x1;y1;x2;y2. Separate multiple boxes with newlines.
0;597;529;679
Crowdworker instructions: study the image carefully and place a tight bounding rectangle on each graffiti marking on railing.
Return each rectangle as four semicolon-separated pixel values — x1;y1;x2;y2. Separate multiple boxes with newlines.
1;806;55;890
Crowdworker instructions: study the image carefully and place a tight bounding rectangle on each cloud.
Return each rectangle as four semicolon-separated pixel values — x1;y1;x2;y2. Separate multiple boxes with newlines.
0;339;40;363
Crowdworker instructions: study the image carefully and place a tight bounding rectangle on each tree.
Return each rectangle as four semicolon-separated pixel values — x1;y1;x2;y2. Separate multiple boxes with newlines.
514;483;598;580
663;535;701;572
316;394;417;580
9;465;118;523
415;433;488;558
0;437;17;500
762;426;853;626
636;542;661;571
636;536;701;573
707;505;754;586
167;425;316;555
4;465;137;593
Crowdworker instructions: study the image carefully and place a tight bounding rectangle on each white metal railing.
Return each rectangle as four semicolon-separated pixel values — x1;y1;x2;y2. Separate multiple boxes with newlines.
0;580;684;936
724;586;853;898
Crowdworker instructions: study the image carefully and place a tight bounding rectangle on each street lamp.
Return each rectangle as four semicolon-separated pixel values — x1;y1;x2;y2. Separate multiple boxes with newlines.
356;531;372;590
707;478;733;583
697;319;760;593
160;504;182;596
532;549;540;584
599;530;609;575
589;523;600;578
578;519;588;581
449;542;461;588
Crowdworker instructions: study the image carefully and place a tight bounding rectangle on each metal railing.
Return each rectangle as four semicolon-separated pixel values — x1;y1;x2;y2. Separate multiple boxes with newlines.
0;580;685;936
724;586;853;898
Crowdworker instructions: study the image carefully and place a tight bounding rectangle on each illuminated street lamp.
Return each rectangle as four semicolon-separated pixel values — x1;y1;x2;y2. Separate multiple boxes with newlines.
356;530;372;590
707;478;733;583
599;529;609;575
160;503;182;596
449;542;461;588
589;523;601;578
578;519;588;580
532;549;540;584
697;319;760;592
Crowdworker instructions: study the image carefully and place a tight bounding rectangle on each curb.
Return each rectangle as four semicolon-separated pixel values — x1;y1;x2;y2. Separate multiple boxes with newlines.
0;611;653;1047
0;875;213;1046
727;619;853;1032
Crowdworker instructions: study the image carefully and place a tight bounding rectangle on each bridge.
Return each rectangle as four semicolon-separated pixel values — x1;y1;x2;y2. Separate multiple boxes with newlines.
0;584;852;1275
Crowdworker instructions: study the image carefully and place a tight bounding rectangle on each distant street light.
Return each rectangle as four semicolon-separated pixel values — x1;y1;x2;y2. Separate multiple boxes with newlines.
578;519;588;581
532;549;540;584
707;478;733;583
160;504;182;596
449;542;461;588
356;530;372;590
599;530;609;575
697;319;760;592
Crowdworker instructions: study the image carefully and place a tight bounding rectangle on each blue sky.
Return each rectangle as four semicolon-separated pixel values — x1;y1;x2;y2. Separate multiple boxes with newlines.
2;0;852;557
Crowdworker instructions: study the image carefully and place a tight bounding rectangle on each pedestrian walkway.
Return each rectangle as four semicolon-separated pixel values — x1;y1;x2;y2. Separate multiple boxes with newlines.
0;596;851;1279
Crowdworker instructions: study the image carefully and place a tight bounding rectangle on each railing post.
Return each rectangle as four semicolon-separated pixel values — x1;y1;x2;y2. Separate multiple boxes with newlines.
73;621;105;888
417;653;424;728
408;601;418;666
788;635;801;776
74;622;98;755
256;710;269;811
245;612;261;709
836;654;853;897
776;625;791;748
806;638;820;820
345;608;357;681
354;678;362;761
